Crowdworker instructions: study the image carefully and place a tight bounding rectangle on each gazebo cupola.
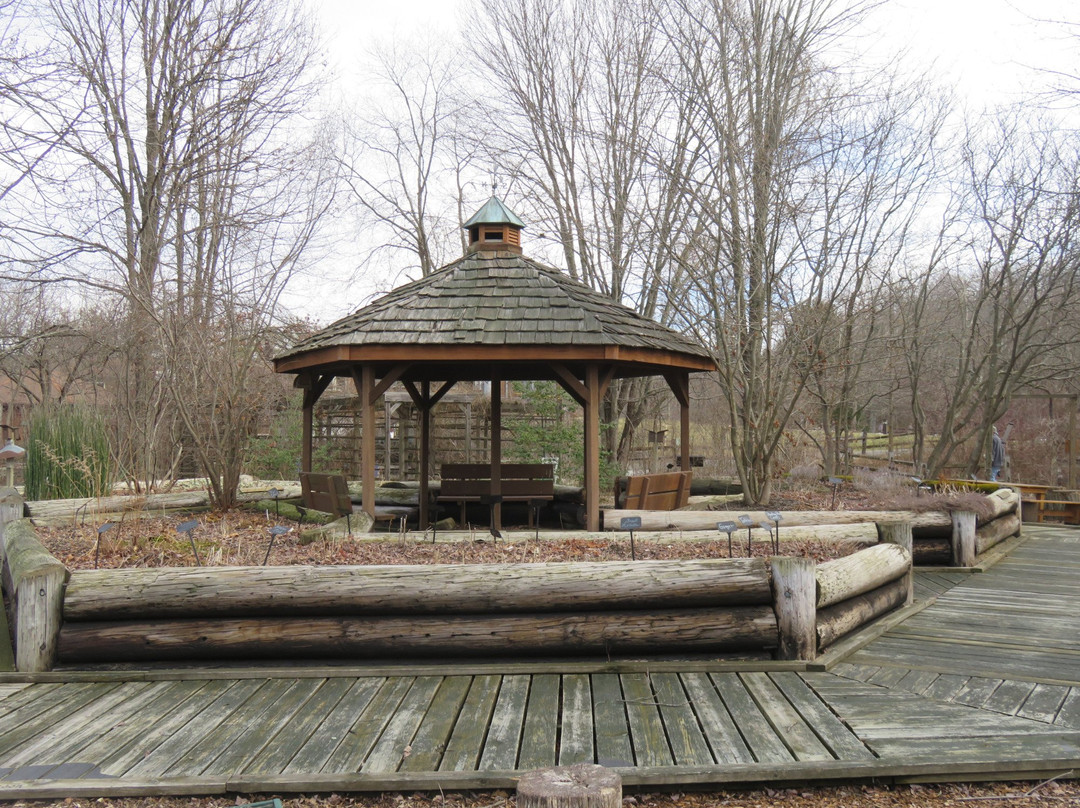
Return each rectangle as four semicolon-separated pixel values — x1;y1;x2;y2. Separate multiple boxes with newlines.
464;196;525;255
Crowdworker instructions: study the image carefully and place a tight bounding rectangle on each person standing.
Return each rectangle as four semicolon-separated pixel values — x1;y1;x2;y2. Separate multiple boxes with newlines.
991;426;1005;481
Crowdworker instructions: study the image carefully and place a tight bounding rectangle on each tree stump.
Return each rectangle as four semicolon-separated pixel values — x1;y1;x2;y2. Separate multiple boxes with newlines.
516;764;621;808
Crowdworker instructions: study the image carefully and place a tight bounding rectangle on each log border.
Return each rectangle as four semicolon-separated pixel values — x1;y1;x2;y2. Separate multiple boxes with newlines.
4;487;1025;669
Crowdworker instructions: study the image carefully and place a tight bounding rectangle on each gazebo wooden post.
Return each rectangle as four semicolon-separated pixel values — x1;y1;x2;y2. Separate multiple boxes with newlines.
352;365;377;518
491;372;503;529
405;379;457;530
585;364;601;532
419;381;431;529
301;393;314;474
665;371;692;473
298;373;332;475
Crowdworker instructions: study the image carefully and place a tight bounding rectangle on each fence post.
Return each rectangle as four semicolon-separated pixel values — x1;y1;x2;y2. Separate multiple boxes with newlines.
0;488;25;671
878;521;914;605
2;508;68;673
950;510;977;568
770;556;816;661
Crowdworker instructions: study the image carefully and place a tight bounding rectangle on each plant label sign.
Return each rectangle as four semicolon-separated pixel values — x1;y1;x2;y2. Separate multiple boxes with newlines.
717;521;737;534
620;516;643;531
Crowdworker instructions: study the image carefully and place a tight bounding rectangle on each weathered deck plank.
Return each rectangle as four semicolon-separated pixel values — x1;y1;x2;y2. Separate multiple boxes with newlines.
590;673;634;768
621;673;672;768
0;681;154;770
204;679;321;776
400;676;473;773
324;677;413;772
0;683;119;759
557;674;593;766
162;678;298;777
122;679;266;778
284;677;384;774
651;672;713;766
439;675;499;772
516;674;560;771
477;675;529;771
363;676;444;773
679;672;753;764
711;673;792;763
741;672;831;762
100;679;235;777
246;677;355;775
768;672;874;761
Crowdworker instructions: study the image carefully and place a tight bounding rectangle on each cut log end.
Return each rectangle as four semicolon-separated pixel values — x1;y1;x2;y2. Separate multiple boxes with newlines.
516;764;622;808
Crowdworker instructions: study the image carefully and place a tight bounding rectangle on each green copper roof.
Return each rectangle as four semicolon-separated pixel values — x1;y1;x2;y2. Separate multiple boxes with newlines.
463;196;526;229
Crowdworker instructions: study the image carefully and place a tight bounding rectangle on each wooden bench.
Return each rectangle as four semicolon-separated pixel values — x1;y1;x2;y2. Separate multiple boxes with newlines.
1034;499;1080;525
621;471;692;510
437;463;554;527
299;472;353;518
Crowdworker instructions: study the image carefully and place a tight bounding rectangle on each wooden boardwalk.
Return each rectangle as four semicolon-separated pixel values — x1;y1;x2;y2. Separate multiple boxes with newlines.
0;525;1078;797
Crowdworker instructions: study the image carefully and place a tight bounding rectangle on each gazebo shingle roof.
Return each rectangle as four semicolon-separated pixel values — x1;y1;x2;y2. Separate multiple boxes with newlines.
279;252;712;361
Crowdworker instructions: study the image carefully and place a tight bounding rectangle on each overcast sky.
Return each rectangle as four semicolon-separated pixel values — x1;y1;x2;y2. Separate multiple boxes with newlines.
291;0;1077;322
311;0;1076;109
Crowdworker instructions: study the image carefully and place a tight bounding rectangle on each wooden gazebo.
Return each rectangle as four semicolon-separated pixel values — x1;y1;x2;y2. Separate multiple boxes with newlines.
274;198;716;531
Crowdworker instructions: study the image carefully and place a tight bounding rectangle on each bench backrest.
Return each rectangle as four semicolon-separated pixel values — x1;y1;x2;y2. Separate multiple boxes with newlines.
440;463;555;499
300;472;353;517
624;471;692;510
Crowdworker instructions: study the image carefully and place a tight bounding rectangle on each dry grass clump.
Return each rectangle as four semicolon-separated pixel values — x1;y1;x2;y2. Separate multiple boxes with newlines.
884;490;998;519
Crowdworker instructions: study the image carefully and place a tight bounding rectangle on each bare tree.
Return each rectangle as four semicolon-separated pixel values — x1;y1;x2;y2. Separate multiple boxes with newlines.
789;80;949;476
663;0;877;504
341;38;470;279
466;0;700;464
896;115;1080;479
1;0;336;503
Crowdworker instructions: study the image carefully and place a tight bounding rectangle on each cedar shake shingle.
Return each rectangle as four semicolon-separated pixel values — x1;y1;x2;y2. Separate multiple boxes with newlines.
277;252;711;364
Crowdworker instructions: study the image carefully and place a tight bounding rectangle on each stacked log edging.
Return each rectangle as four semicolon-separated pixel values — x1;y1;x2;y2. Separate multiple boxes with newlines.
815;540;912;651
910;488;1020;566
607;487;1021;568
3;522;916;670
56;559;781;665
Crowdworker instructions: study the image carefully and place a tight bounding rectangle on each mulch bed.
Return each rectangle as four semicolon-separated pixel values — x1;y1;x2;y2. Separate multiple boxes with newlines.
33;510;867;571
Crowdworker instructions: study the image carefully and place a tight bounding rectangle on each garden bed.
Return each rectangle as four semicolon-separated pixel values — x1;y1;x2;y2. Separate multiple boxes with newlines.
31;513;871;571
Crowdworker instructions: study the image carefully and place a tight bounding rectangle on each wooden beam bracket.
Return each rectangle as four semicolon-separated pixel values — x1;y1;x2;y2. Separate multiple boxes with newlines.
550;363;588;406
